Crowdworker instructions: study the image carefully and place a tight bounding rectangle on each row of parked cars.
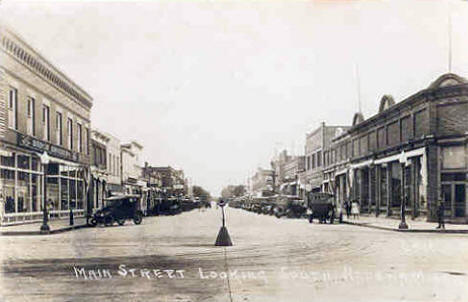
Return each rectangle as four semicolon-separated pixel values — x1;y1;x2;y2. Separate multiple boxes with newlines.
89;194;208;227
229;192;343;224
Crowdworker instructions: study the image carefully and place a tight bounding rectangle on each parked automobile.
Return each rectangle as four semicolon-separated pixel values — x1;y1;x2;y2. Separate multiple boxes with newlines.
90;194;144;226
307;192;337;224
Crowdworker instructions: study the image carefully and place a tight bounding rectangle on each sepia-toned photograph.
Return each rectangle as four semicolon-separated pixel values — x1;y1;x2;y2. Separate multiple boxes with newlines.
0;0;468;301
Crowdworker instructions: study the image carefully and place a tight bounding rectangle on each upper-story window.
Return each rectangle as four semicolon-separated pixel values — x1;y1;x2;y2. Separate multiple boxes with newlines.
42;105;50;141
77;123;82;153
67;118;73;150
8;87;17;130
56;112;62;145
317;151;322;167
85;128;89;155
27;97;35;136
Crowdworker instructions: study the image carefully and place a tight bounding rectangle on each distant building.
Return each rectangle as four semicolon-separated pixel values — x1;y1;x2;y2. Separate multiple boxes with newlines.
301;122;350;197
90;129;108;209
250;168;275;197
120;141;145;195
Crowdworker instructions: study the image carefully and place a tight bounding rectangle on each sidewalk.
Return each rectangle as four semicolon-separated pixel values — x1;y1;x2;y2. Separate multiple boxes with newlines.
343;215;468;234
0;217;89;236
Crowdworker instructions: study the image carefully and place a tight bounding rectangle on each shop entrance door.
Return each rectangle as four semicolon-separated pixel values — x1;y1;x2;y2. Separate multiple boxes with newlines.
454;184;466;218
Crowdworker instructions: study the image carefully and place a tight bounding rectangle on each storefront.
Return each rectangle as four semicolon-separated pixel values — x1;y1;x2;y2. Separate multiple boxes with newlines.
0;135;89;225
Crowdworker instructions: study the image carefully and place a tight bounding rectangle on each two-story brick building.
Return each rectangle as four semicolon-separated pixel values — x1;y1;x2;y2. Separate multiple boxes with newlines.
0;25;92;224
325;73;468;222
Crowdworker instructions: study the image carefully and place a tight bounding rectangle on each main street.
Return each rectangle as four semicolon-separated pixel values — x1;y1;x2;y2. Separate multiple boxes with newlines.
1;208;467;302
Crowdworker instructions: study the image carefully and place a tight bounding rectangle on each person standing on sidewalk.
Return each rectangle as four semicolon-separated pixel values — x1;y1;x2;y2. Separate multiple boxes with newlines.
343;200;350;219
351;200;360;220
436;198;445;230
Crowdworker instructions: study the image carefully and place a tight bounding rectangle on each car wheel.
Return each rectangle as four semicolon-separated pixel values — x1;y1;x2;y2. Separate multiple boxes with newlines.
89;218;97;227
133;213;143;225
104;215;114;226
117;218;126;226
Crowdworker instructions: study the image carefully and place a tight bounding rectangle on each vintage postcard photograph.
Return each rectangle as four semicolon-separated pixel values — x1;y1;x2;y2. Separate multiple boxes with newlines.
0;0;468;301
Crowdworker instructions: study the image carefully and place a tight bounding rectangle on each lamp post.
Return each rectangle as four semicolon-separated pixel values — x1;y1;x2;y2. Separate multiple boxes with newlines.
40;152;50;234
398;151;409;230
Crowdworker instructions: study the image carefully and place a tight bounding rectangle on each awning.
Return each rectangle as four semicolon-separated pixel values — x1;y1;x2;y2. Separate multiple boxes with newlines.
34;152;81;167
350;159;374;169
374;147;425;165
335;169;348;176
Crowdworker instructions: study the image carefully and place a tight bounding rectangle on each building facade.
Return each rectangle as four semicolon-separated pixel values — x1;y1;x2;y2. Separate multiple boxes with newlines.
0;25;92;225
301;122;349;198
105;131;122;195
90;129;108;210
250;168;275;197
325;73;468;222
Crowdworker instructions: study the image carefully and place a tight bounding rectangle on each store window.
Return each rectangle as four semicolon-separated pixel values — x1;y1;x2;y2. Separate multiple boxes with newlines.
390;161;402;208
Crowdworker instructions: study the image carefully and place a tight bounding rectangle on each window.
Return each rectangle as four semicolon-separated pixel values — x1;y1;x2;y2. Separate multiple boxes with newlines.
317;151;322;167
77;123;82;152
27;97;35;136
85;128;89;155
56;112;62;145
8;87;17;129
42;105;50;141
67;118;73;150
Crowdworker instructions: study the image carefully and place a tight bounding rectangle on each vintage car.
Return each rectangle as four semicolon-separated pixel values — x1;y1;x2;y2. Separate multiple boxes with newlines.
90;194;144;226
306;192;340;224
273;195;307;218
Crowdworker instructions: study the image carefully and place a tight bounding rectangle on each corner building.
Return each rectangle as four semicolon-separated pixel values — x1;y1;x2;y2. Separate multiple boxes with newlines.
0;25;92;224
326;74;468;223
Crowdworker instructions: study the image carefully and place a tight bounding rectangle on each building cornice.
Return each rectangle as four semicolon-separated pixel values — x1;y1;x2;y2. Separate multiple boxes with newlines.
0;25;93;109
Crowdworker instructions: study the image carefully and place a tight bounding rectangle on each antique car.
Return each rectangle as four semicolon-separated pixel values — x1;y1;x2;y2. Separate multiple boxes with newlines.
273;195;307;218
90;194;144;226
306;192;339;224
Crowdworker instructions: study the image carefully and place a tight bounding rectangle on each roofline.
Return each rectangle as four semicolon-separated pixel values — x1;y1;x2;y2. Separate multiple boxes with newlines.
1;23;93;103
349;73;468;133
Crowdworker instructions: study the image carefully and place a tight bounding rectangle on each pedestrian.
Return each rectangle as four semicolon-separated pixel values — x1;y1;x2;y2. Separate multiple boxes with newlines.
351;200;360;220
343;200;350;219
436;198;445;230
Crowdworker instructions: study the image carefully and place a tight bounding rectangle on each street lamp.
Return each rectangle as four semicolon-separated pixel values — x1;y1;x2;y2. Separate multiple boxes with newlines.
40;152;50;234
398;151;409;230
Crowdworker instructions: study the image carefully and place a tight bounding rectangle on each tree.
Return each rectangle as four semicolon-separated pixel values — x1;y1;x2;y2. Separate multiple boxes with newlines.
192;185;211;202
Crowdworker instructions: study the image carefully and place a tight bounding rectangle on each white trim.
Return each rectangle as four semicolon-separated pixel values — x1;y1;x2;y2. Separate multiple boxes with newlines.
335;169;348;176
33;152;81;167
42;98;51;106
350;159;374;169
374;147;425;165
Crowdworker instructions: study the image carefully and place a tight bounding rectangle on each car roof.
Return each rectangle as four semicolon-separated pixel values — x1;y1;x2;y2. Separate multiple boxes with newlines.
105;194;140;201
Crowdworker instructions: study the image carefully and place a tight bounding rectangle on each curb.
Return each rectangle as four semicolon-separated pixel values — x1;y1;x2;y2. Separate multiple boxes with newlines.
0;224;90;236
342;221;468;234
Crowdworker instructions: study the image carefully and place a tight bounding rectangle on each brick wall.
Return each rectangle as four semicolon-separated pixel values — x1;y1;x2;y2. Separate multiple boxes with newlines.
436;100;468;136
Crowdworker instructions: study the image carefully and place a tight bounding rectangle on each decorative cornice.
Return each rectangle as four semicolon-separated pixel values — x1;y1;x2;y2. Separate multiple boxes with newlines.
0;25;93;109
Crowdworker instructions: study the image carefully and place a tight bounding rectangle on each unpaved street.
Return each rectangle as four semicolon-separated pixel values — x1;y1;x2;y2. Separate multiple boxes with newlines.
1;208;468;302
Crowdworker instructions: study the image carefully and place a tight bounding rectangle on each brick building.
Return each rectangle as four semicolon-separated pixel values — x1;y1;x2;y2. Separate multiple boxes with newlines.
0;25;92;224
301;122;350;197
324;73;468;222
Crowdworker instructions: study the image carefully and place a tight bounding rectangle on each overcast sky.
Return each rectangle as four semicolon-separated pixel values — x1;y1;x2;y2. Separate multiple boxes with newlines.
1;0;468;195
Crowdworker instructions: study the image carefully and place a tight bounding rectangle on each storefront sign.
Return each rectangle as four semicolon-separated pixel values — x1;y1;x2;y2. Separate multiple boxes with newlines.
17;133;78;162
